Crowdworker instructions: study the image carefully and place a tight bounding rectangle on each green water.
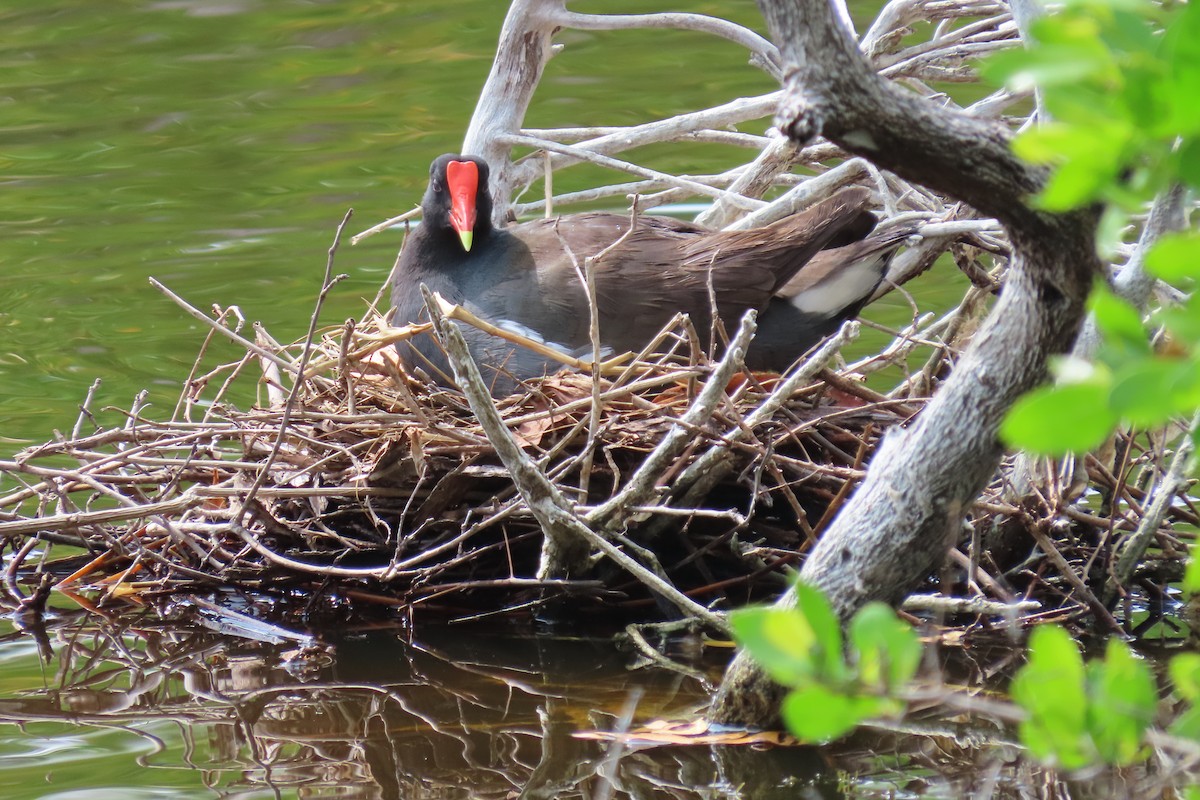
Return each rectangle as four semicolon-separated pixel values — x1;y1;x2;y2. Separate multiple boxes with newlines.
0;1;971;797
0;0;786;443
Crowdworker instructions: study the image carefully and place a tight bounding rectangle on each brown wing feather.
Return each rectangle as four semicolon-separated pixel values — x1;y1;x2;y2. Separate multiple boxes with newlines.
678;187;875;281
778;224;919;297
502;190;878;352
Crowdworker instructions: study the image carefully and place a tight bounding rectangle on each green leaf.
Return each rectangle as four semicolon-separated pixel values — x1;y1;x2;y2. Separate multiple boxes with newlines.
1158;295;1200;347
1184;560;1200;599
1108;358;1200;427
1013;121;1127;165
782;686;889;743
1001;381;1118;455
1171;652;1200;743
1088;639;1156;764
1172;705;1200;742
1156;71;1200;137
1089;285;1150;355
1037;153;1125;210
1160;5;1200;136
1012;119;1134;210
1012;626;1095;769
1171;358;1200;408
1098;4;1161;53
1171;653;1200;701
987;0;1200;212
1096;205;1131;259
793;581;847;682
849;603;923;692
1145;232;1200;284
1178;137;1200;190
1030;12;1110;55
1042;88;1125;132
983;45;1112;94
729;606;821;687
1061;0;1157;14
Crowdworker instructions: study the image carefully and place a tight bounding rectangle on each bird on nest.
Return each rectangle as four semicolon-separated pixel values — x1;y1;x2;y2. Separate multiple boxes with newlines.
391;153;912;396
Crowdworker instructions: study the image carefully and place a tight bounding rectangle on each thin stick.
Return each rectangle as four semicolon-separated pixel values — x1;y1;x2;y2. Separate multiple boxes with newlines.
236;210;352;525
543;149;554;219
434;294;632;373
149;277;311;382
72;379;103;441
338;318;357;416
499;133;764;213
673;323;860;501
1105;412;1199;606
351;205;420;246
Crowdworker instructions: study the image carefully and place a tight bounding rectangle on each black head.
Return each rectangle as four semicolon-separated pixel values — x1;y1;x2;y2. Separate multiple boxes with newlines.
423;153;494;251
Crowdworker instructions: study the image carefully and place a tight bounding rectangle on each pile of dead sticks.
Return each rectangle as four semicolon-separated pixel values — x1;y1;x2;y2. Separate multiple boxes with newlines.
0;275;1193;632
0;276;922;625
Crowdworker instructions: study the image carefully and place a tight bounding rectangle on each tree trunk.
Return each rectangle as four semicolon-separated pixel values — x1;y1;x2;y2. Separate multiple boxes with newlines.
708;0;1102;727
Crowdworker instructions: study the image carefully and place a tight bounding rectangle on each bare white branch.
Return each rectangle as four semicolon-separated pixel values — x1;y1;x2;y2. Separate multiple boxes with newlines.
507;92;782;190
498;133;766;213
557;10;781;77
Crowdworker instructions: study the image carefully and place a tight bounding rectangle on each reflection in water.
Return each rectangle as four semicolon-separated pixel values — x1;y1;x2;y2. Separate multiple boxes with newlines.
0;609;841;799
0;604;1166;798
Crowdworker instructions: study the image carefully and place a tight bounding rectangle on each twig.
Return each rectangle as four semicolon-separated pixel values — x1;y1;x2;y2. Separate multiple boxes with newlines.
71;379;103;441
667;323;860;516
433;294;632;375
350;205;420;246
236;210;352;525
558;10;780;76
1105;413;1199;606
149;278;311;382
900;593;1039;617
0;495;203;538
507;92;782;189
721;158;870;230
1027;521;1124;634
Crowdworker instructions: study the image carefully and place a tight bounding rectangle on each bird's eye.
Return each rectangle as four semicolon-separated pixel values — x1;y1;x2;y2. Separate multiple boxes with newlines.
431;180;443;193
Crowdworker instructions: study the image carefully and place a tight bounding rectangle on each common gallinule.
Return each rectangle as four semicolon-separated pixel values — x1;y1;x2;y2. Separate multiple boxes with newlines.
392;153;902;395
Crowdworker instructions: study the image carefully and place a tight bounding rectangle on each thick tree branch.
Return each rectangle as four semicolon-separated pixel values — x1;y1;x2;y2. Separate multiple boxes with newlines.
708;0;1102;727
462;2;783;222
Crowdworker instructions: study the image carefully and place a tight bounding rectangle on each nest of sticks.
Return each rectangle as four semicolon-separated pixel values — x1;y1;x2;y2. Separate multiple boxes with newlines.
0;227;1192;635
0;257;924;626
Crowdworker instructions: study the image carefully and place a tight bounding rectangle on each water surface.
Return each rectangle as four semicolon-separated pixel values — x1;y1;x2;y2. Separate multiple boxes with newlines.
0;0;790;441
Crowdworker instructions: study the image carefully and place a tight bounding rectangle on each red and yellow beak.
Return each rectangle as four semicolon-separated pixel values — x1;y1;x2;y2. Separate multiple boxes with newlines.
445;159;479;252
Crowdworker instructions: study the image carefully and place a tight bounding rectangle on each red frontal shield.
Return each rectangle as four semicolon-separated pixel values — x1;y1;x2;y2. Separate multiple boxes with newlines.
446;160;479;252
